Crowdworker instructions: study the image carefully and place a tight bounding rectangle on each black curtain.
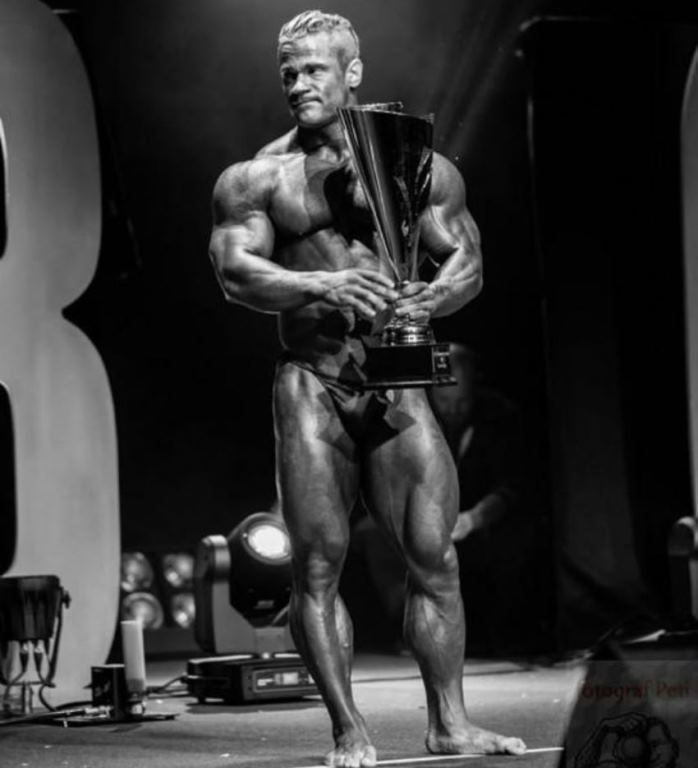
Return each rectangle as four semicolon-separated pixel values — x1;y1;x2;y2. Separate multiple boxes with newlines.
521;16;696;648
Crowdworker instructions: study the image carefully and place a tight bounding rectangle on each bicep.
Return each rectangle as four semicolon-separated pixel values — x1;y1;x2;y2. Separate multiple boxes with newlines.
419;157;481;268
209;164;276;274
210;213;275;271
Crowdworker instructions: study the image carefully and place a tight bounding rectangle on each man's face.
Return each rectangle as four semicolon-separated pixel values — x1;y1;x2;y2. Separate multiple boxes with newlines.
279;33;352;128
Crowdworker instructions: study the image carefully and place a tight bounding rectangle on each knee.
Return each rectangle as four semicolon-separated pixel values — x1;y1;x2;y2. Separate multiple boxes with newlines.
405;541;460;593
290;530;348;594
404;522;454;571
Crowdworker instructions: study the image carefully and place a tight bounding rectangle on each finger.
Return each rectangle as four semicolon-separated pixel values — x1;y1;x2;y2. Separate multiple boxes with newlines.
395;291;435;310
355;270;398;293
354;280;396;305
395;288;435;306
366;286;399;304
355;268;395;286
395;298;433;313
351;286;389;313
349;296;380;321
394;304;433;321
397;281;429;298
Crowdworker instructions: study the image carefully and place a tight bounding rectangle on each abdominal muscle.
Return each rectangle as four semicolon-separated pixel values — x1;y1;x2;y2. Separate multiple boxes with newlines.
274;229;387;383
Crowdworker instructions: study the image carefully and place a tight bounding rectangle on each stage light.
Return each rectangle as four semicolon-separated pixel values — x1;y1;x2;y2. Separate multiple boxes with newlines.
0;575;70;714
190;512;316;703
245;520;291;561
169;593;195;629
120;552;154;593
120;592;164;630
162;553;194;589
193;512;293;649
117;550;199;659
226;512;292;617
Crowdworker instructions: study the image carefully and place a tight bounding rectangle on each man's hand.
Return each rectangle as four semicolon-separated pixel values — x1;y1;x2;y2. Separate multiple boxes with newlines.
393;281;437;324
450;495;510;543
451;511;477;542
320;269;398;321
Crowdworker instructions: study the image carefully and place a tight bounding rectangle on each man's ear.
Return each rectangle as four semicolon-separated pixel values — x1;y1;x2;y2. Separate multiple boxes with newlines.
345;58;363;89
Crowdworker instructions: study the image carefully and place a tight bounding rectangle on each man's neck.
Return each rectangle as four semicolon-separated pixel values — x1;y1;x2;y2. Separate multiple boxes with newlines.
296;119;348;158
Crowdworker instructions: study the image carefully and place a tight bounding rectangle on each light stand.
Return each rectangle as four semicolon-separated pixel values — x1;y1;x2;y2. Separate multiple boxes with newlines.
0;575;70;716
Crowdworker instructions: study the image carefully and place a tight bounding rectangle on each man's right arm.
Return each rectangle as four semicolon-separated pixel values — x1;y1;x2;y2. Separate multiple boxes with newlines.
208;161;396;319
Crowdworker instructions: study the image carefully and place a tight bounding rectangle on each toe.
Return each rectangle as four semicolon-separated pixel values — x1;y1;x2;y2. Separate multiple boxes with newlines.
503;737;527;755
360;746;377;767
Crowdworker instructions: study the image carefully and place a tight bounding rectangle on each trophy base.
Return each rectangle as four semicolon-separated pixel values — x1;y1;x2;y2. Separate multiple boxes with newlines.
362;341;457;390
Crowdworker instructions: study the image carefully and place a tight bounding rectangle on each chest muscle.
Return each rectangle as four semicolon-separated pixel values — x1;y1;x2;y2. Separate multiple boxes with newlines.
270;156;373;242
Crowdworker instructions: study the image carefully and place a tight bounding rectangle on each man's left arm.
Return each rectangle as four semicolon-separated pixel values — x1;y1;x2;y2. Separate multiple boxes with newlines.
394;153;482;322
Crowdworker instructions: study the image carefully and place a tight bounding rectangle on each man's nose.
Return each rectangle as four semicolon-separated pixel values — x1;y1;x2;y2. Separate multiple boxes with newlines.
289;74;311;95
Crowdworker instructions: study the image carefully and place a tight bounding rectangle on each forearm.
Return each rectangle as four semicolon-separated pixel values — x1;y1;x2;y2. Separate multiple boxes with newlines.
211;247;397;319
212;250;323;313
419;159;483;318
430;253;483;318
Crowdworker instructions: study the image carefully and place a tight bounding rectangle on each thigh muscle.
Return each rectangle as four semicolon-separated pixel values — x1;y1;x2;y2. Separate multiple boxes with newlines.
273;363;360;567
362;389;459;571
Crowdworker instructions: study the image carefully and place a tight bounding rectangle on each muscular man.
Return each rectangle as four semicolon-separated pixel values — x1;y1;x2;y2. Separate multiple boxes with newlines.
209;10;526;766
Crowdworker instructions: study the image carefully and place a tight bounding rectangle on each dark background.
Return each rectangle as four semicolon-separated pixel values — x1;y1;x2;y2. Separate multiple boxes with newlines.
2;0;698;651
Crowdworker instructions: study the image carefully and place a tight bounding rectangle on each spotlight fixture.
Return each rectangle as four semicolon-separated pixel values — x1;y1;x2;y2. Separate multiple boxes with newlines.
226;512;293;618
120;552;154;593
119;552;164;630
188;512;316;703
162;553;194;590
120;592;164;630
169;593;195;630
0;575;70;715
117;550;199;659
244;518;291;561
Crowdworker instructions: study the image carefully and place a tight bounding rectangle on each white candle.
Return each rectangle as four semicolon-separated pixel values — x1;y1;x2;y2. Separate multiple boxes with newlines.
120;620;146;695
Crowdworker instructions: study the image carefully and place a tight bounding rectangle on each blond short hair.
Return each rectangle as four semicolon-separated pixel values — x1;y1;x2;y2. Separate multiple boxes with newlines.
278;10;360;68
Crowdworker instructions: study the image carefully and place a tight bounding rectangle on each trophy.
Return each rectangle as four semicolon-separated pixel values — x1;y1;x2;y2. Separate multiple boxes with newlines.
337;103;456;389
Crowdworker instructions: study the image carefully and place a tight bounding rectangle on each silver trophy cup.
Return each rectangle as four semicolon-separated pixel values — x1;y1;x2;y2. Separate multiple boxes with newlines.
337;103;455;389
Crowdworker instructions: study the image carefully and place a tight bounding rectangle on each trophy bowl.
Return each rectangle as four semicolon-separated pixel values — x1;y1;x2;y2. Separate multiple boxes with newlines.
337;103;456;390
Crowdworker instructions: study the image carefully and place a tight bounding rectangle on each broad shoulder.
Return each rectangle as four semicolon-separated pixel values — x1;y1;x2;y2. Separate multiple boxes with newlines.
212;153;285;220
214;156;279;198
212;130;303;215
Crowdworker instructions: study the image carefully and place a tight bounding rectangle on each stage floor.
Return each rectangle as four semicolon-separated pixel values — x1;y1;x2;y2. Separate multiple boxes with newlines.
0;654;585;768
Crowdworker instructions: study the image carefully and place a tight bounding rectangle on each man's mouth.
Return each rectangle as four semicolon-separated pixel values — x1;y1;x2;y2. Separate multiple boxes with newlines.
292;99;318;109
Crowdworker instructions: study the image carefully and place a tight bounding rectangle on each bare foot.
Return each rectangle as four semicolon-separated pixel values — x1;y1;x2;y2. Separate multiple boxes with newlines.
325;732;377;768
426;725;527;756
